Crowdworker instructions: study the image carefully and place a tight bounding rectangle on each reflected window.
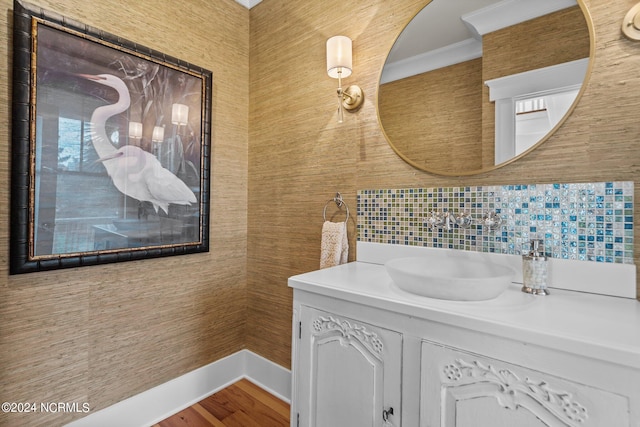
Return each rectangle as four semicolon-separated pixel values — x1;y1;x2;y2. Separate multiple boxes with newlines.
58;116;118;174
486;58;588;164
514;89;579;156
58;117;82;171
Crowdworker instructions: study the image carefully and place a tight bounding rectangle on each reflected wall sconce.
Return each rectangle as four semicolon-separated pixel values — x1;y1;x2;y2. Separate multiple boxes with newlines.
622;3;640;40
128;121;142;140
151;125;165;157
326;35;364;123
152;125;165;143
171;103;189;126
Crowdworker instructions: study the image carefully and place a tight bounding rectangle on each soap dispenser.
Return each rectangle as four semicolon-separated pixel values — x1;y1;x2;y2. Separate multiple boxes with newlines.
522;239;549;295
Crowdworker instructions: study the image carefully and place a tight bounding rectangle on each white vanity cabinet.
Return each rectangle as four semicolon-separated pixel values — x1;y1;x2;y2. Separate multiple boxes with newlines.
420;341;630;427
293;305;402;427
289;261;640;427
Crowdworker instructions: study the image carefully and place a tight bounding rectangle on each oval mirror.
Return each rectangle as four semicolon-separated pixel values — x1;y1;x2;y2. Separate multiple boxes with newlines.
377;0;593;176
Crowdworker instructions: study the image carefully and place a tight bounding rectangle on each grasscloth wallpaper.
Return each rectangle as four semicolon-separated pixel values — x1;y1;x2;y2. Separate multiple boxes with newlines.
247;0;640;371
0;0;638;425
379;58;484;173
0;0;249;425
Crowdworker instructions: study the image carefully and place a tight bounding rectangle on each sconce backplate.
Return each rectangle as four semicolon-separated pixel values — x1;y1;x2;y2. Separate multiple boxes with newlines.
622;2;640;40
342;85;364;112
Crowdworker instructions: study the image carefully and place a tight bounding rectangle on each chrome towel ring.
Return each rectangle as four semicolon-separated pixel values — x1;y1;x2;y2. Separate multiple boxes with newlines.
323;192;350;222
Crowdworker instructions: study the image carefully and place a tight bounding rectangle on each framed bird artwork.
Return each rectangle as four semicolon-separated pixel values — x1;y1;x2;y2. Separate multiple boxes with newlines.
10;0;212;274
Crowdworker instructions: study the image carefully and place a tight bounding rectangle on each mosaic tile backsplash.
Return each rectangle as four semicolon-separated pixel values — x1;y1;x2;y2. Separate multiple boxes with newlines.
357;182;634;264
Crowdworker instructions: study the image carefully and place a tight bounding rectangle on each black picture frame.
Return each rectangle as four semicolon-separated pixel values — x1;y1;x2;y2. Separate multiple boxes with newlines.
10;0;212;274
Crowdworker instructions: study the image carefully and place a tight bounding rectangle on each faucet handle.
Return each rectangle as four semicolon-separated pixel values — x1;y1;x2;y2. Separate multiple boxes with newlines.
424;211;445;230
482;211;503;231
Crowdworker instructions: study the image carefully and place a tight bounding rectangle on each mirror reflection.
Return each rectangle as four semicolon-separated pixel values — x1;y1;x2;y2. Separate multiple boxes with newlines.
378;0;591;176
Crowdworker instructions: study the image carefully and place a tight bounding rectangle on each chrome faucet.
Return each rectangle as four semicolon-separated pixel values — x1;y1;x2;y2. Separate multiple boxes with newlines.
424;210;502;232
452;211;473;229
425;211;447;230
444;212;454;231
425;211;463;231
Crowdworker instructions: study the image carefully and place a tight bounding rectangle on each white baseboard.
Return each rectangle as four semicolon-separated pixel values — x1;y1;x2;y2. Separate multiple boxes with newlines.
65;350;291;427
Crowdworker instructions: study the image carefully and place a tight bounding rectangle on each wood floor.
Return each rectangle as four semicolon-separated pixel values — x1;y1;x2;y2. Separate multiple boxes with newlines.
152;379;290;427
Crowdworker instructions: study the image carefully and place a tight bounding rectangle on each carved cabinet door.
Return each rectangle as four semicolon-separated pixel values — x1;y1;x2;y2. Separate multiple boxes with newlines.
295;306;402;427
420;340;630;427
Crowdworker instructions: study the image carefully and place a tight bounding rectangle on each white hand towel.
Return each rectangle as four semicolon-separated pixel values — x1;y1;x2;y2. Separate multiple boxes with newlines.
320;221;348;269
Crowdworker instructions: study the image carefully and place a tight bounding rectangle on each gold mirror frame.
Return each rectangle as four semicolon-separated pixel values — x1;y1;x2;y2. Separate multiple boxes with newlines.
376;0;596;177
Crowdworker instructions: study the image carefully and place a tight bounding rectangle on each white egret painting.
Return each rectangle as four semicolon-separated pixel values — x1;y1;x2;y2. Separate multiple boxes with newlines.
10;0;212;273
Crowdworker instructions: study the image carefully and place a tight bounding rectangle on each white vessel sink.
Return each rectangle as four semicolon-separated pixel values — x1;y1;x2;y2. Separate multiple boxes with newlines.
385;256;516;301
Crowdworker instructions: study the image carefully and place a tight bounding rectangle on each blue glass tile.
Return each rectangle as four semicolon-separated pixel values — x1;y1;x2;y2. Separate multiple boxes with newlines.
356;182;633;264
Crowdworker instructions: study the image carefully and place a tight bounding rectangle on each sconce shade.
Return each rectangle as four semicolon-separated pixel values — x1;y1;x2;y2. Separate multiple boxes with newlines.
152;125;165;142
171;103;189;125
128;121;142;139
326;35;352;79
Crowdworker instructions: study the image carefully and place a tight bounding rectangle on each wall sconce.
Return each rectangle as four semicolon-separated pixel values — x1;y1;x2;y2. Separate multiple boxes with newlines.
326;35;364;123
128;121;142;140
622;2;640;40
171;103;189;126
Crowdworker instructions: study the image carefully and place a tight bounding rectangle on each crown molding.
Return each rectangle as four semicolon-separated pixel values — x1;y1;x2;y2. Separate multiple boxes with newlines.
382;0;578;83
484;58;589;101
381;38;481;84
461;0;577;38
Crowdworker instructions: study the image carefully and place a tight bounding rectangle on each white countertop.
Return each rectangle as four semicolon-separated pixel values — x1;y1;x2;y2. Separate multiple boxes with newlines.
289;260;640;370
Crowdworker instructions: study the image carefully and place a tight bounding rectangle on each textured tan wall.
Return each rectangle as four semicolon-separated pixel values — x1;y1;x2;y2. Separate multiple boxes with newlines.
248;0;640;370
484;6;591;80
0;0;249;425
379;59;483;173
